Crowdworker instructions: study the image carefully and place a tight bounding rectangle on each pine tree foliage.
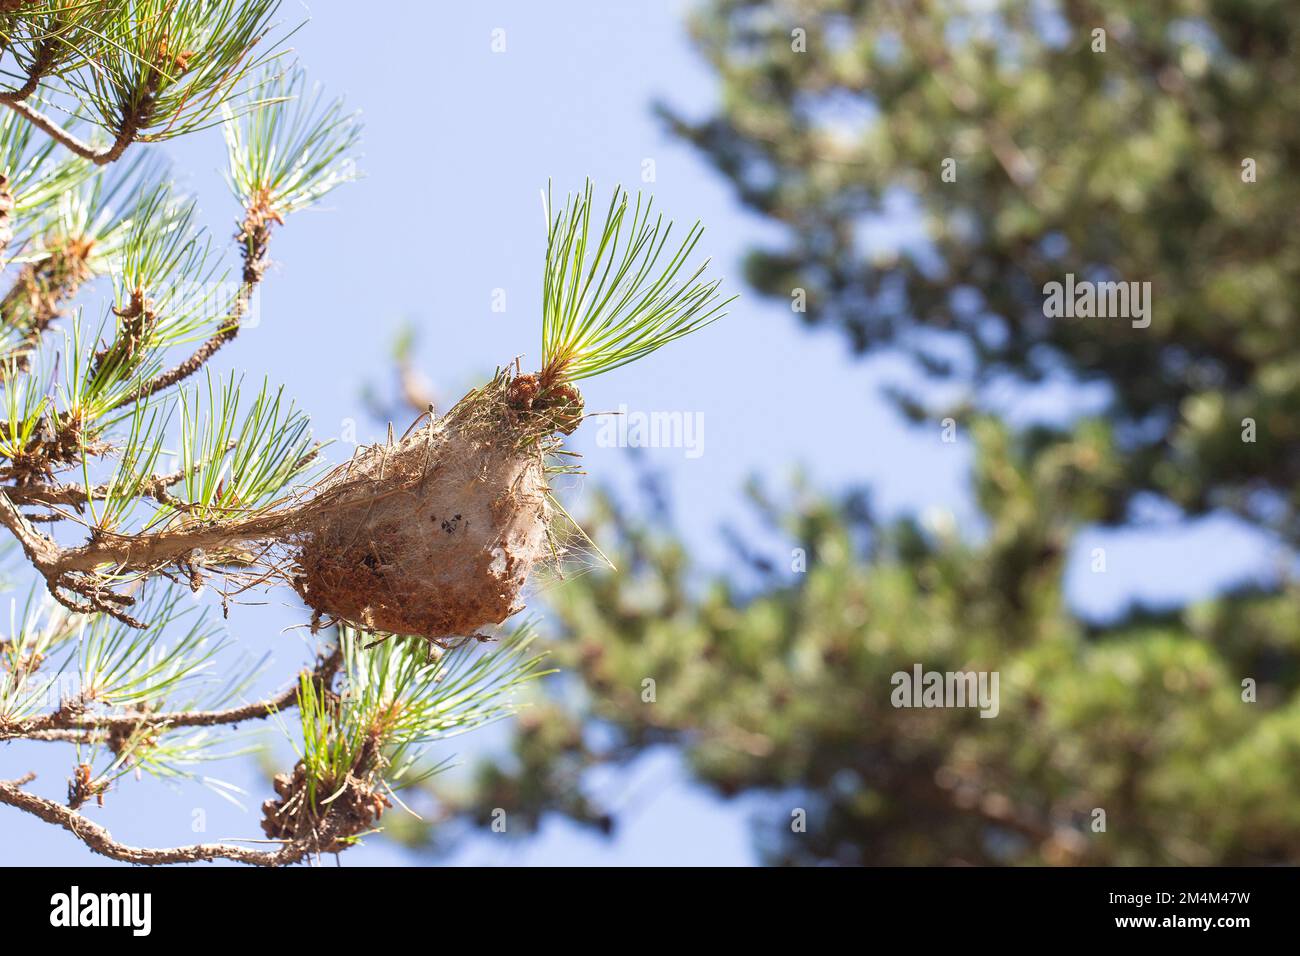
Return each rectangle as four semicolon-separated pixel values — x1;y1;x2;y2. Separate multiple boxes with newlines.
0;3;551;865
540;181;733;383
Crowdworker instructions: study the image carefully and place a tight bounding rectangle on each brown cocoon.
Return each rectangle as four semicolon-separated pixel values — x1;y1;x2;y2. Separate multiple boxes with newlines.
291;379;553;641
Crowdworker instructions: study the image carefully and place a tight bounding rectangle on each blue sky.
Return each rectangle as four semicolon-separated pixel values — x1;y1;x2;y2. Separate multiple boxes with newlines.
2;1;1285;866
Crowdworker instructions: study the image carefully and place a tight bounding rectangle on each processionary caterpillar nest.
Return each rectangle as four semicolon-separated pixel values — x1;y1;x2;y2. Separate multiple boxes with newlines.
287;369;581;641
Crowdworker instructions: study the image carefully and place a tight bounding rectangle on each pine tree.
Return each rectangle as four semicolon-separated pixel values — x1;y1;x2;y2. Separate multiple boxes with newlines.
0;3;728;865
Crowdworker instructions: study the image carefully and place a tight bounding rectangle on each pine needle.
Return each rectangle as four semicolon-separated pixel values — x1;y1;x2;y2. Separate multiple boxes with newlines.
540;179;735;383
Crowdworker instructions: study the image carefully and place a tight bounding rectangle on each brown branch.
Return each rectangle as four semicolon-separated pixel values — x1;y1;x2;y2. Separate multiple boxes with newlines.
0;776;339;865
0;646;358;866
0;489;150;626
129;322;241;402
0;440;238;509
0;486;61;568
1;645;342;741
0;72;43;105
0;57;155;167
14;728;96;743
0;34;60;107
48;511;282;575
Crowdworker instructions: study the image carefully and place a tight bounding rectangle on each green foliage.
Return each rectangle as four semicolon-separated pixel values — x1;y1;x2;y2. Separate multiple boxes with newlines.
0;6;518;865
173;373;315;522
662;0;1300;540
541;180;733;382
0;2;121;86
66;0;287;142
224;66;360;216
0;590;81;723
76;591;223;707
292;626;552;801
16;156;150;268
0;105;91;216
0;585;257;791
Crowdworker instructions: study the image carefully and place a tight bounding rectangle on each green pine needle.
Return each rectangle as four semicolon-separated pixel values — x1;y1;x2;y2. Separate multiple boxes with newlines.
0;102;92;219
540;180;734;383
71;0;287;143
224;65;361;218
291;623;551;798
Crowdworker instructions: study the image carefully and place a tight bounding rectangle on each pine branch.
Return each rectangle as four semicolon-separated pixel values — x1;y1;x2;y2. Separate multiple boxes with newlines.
111;68;360;408
0;99;124;165
0;629;547;865
0;645;341;741
10;728;95;743
0;488;150;625
0;776;352;866
0;439;236;509
0;1;288;167
0;34;57;105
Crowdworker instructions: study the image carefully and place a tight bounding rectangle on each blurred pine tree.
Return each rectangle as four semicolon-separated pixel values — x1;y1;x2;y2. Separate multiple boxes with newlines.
391;0;1300;864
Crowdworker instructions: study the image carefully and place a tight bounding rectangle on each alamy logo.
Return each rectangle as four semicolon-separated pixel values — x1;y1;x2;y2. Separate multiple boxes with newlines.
594;404;705;459
891;664;1000;718
50;886;151;936
1042;273;1151;328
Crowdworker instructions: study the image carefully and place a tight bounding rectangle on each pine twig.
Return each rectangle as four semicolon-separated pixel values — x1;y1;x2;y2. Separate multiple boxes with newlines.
0;99;131;166
0;645;342;741
0;777;346;866
0;440;238;509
